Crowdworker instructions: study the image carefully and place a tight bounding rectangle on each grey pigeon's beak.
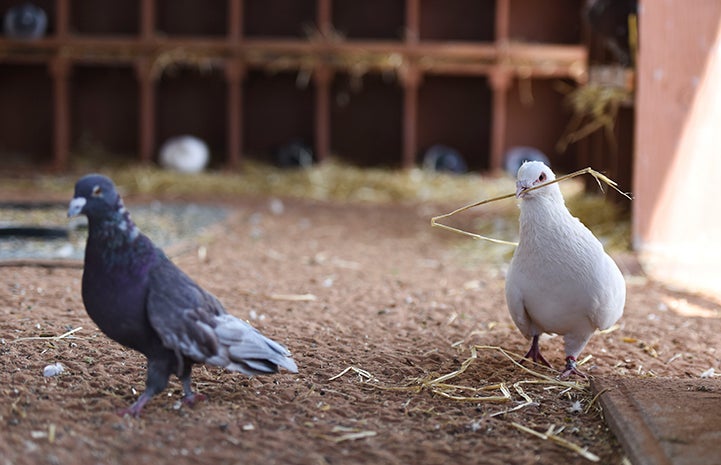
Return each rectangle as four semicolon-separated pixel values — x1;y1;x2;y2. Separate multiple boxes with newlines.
516;181;529;199
67;197;86;218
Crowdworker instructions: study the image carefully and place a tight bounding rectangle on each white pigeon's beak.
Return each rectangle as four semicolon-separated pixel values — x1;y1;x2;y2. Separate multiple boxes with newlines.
516;181;530;199
67;197;87;217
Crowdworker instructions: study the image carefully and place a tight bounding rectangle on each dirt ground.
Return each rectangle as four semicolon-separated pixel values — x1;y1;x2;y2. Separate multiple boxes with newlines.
2;194;720;465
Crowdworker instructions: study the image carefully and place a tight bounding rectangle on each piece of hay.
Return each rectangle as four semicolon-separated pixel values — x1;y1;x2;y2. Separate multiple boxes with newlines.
511;422;600;462
431;167;632;245
328;366;375;382
321;427;378;443
329;345;587;399
12;326;82;343
236;289;317;302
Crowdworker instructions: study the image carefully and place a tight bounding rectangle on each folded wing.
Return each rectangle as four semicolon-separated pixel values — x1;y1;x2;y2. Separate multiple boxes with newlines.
146;254;298;375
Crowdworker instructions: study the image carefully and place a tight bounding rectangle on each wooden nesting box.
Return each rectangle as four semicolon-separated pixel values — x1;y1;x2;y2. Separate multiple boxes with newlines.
0;0;590;171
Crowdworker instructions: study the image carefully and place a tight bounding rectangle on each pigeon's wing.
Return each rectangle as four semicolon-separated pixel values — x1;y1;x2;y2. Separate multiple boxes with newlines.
145;254;227;363
587;253;626;331
145;254;298;375
504;266;534;338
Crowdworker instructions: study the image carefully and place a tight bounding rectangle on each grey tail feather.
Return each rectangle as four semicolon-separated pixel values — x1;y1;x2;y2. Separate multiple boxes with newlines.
241;356;298;375
227;338;298;375
210;314;298;375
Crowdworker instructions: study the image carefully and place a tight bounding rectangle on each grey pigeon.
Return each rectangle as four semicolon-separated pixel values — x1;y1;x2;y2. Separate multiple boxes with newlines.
422;144;468;174
505;162;625;377
274;140;315;168
503;146;550;177
3;2;47;40
68;174;298;416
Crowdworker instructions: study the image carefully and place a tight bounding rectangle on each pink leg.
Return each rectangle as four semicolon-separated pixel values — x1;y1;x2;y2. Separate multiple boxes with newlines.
182;392;207;407
559;356;588;379
521;334;553;368
181;374;206;408
117;392;153;418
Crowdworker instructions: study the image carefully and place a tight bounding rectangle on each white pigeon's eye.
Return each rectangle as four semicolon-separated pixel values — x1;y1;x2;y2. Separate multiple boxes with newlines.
538;172;547;182
91;185;103;197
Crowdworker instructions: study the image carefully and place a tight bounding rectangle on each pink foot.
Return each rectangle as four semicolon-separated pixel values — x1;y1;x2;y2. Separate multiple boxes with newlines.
117;394;151;417
182;392;207;408
559;356;588;379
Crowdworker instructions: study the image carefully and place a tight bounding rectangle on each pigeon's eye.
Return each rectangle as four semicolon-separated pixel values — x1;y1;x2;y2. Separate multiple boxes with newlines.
91;185;103;197
538;172;547;182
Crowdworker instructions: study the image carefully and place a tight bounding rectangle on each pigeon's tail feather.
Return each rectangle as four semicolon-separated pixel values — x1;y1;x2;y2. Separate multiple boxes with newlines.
208;314;298;376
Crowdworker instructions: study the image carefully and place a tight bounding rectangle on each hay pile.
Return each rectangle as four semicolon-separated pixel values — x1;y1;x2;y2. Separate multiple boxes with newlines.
2;160;630;253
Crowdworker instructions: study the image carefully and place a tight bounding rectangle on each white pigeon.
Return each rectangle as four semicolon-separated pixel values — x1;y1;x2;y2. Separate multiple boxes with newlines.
504;161;625;378
159;135;209;173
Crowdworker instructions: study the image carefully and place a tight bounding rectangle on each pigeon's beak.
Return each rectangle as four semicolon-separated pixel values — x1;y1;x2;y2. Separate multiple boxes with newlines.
67;197;86;218
516;181;529;199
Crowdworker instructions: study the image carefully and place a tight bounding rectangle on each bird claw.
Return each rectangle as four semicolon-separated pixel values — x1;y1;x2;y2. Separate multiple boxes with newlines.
522;335;553;368
117;405;142;418
559;357;588;379
116;394;151;417
182;392;207;408
521;352;553;369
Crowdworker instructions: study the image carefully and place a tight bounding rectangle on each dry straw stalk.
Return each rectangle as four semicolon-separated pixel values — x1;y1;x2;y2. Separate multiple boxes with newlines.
431;167;632;245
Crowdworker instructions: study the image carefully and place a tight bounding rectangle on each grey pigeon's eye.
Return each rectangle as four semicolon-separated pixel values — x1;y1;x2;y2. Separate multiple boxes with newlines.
538;172;547;182
91;185;102;197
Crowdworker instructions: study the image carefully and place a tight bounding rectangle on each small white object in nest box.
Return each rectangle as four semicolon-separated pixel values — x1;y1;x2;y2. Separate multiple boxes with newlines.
159;135;209;173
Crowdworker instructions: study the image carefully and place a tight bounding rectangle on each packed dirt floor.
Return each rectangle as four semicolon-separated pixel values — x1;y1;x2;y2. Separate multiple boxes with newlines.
2;193;720;465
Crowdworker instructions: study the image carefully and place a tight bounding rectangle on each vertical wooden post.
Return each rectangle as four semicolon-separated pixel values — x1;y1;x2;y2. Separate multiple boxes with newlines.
317;0;332;36
495;0;510;43
314;0;332;162
314;66;331;163
401;0;421;169
489;0;511;171
402;67;420;169
226;0;244;167
50;58;71;170
225;61;244;168
136;0;156;165
489;68;510;172
405;0;420;42
136;58;156;164
140;0;155;40
228;0;243;40
56;0;69;38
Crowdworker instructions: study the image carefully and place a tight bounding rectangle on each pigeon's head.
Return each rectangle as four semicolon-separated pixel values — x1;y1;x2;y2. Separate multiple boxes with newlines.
68;174;123;219
515;161;558;200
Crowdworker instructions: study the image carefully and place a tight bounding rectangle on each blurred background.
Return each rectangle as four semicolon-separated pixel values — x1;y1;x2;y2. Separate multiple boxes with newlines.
0;0;719;297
